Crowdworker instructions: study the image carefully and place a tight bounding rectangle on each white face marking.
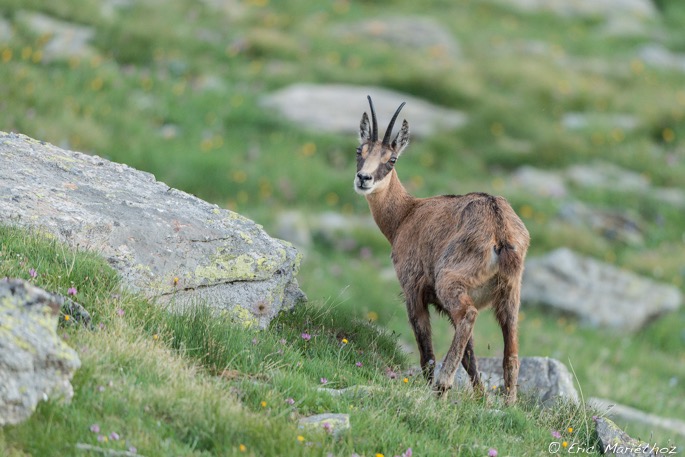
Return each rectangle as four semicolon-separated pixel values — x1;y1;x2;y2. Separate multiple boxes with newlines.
354;143;393;195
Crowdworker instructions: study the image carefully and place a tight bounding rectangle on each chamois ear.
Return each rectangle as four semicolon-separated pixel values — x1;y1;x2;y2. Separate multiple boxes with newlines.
359;112;372;143
391;119;410;156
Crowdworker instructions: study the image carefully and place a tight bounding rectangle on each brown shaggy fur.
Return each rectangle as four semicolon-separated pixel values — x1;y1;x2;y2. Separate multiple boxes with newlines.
355;98;530;403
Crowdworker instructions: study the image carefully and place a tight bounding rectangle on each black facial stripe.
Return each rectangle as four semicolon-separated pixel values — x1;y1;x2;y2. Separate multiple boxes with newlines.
372;161;393;182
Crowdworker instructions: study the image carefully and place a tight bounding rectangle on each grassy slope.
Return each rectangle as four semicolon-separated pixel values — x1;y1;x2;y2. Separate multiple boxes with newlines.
0;226;597;456
0;0;684;451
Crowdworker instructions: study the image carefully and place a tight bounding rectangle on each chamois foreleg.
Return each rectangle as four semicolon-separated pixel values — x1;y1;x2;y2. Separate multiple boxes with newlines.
433;271;478;395
406;290;436;383
494;275;521;405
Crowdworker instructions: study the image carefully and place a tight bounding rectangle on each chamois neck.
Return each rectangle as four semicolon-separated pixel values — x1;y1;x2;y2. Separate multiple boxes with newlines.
365;169;416;244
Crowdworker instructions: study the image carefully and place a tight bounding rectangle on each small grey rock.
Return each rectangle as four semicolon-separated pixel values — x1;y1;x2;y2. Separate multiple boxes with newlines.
15;11;97;62
0;16;12;42
638;43;685;73
332;16;461;59
298;413;350;437
317;385;377;398
510;166;568;198
595;416;657;456
565;162;649;192
590;397;685;439
490;0;656;19
449;356;578;406
0;279;81;426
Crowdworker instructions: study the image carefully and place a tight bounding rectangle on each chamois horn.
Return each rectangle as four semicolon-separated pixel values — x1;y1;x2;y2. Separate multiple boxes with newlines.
382;102;406;145
367;95;378;142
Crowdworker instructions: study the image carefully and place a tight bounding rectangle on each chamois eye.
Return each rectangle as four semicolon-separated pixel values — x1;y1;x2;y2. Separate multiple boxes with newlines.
356;146;362;155
389;156;397;164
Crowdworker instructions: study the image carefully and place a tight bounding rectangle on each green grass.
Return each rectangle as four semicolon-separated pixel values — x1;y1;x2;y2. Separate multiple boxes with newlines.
1;0;684;452
1;225;601;456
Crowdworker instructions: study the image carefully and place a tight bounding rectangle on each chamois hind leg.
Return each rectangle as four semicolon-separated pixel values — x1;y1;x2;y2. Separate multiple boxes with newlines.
461;336;484;395
405;290;436;383
433;271;478;395
494;275;521;405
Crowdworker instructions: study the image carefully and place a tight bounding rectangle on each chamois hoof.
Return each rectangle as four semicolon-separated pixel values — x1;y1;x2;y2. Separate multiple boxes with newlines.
504;391;517;406
433;381;452;397
472;381;485;400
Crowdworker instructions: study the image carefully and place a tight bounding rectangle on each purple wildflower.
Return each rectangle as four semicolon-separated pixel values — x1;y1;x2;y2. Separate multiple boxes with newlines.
322;422;332;433
67;287;77;296
403;448;412;457
116;308;125;317
285;397;295;405
89;424;100;433
97;435;106;442
355;362;363;367
109;432;120;441
551;430;561;439
301;333;311;341
128;447;137;454
29;268;37;279
488;449;498;457
320;377;328;385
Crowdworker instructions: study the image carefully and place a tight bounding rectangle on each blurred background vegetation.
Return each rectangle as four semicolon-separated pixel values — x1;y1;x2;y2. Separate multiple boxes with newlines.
1;0;684;447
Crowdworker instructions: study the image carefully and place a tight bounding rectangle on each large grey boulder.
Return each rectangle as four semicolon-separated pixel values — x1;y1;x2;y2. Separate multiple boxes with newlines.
0;132;305;328
522;248;681;331
450;356;578;406
261;84;467;138
0;279;81;426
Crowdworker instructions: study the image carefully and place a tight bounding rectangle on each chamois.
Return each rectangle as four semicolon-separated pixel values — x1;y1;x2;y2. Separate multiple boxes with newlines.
354;96;530;403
